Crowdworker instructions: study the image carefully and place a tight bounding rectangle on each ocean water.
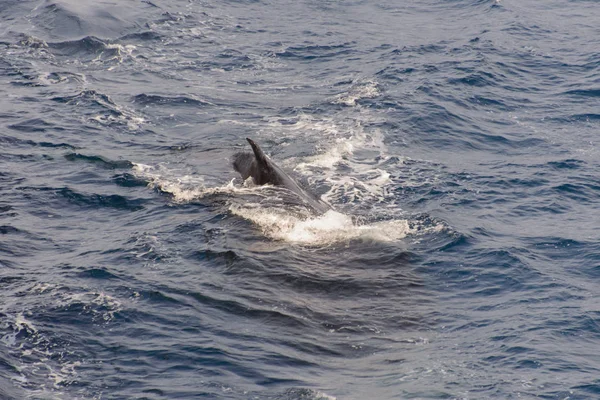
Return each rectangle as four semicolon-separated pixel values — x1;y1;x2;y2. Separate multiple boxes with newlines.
1;0;599;399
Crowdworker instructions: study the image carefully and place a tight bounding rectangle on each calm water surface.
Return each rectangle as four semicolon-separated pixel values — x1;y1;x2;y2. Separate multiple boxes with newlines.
1;0;599;399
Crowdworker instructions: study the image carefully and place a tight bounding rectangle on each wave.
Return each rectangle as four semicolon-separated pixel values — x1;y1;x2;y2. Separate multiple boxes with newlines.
28;0;145;40
37;71;85;86
276;42;357;61
132;93;214;107
63;153;133;170
51;89;146;131
45;35;139;66
563;88;600;98
56;187;146;211
8;118;54;133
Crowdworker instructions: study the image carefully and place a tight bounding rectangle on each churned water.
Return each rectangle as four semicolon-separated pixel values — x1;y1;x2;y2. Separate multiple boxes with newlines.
1;0;599;399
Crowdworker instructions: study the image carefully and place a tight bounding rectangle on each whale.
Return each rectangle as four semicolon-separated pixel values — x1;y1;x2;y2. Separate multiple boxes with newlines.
233;138;331;214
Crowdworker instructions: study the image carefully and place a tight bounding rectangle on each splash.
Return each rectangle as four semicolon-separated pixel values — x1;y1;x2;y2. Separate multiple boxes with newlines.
133;163;220;202
296;138;355;169
263;110;396;208
288;122;398;206
230;206;413;245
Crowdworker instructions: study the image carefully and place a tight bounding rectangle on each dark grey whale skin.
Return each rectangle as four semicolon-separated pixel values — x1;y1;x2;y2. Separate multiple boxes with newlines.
233;138;332;214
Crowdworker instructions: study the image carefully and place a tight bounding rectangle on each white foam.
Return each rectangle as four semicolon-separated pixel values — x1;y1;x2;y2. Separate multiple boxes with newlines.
15;312;38;335
2;282;139;398
230;206;412;245
89;93;146;131
265;113;342;137
37;73;67;85
331;80;381;106
133;163;213;202
48;361;81;389
132;162;286;203
296;139;354;169
289;124;398;206
1;311;80;397
91;113;146;130
93;43;137;65
92;292;123;322
19;35;48;49
314;392;338;400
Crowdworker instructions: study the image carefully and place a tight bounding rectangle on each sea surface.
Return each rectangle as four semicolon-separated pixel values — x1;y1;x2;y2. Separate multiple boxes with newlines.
1;0;599;399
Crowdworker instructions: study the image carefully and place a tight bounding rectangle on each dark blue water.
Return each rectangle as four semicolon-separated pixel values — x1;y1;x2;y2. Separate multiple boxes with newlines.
1;0;599;398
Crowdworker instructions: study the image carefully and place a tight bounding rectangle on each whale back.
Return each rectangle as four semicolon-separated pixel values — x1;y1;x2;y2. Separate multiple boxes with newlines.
232;138;331;213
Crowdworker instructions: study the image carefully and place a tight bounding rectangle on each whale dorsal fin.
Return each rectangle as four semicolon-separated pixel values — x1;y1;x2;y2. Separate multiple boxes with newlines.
232;138;332;213
246;138;269;166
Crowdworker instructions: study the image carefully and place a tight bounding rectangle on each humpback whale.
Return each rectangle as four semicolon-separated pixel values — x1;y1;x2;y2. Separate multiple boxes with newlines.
233;138;331;214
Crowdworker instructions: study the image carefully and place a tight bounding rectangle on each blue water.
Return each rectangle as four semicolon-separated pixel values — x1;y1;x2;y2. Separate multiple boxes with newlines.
1;0;599;399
